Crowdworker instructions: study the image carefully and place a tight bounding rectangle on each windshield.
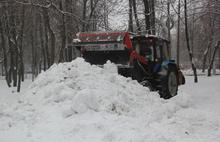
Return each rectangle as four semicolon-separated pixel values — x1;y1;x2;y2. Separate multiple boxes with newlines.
133;39;154;61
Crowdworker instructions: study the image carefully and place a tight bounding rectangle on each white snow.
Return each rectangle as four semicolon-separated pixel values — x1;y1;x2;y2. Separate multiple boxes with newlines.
182;69;220;76
0;58;220;142
180;76;220;116
73;38;81;43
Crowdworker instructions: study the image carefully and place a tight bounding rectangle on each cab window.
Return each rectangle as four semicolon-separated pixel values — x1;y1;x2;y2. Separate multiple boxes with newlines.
162;42;170;60
155;44;162;62
140;45;153;61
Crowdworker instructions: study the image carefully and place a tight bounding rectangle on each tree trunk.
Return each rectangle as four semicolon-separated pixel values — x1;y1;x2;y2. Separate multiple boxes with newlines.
202;40;212;72
103;0;108;31
176;0;180;66
17;5;25;92
82;0;88;32
86;0;99;31
59;1;67;63
43;8;51;67
5;21;12;85
150;0;155;34
7;1;18;87
143;0;150;33
49;25;55;65
10;2;18;87
43;9;56;65
132;0;141;32
190;11;195;56
0;19;10;87
65;0;75;43
128;0;133;32
167;0;171;42
208;41;220;76
184;0;198;83
39;14;46;71
34;15;39;77
31;8;35;81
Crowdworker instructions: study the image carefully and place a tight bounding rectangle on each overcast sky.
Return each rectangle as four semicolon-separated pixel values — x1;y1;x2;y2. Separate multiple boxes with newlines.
108;0;128;30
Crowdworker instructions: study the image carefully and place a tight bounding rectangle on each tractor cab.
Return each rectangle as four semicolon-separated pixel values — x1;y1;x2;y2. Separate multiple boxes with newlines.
132;35;170;64
129;35;175;79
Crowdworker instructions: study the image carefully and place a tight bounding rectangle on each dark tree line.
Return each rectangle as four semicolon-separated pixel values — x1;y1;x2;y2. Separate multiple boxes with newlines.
0;0;115;91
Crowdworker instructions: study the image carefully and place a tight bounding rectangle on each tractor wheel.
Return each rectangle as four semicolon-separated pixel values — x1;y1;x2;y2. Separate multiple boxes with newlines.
159;66;178;99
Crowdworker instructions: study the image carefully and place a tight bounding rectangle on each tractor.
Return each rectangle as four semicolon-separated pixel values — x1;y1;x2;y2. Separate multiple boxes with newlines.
69;31;185;99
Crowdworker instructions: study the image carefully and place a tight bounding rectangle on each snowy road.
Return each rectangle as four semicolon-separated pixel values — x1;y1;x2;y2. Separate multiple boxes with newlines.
0;78;32;105
0;60;220;142
180;76;220;117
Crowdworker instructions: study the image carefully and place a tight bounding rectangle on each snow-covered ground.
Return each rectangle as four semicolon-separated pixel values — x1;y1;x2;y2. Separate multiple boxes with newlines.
180;76;220;117
0;58;220;142
182;69;220;76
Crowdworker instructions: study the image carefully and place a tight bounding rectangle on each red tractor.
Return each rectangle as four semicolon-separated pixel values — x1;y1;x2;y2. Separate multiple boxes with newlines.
69;31;185;99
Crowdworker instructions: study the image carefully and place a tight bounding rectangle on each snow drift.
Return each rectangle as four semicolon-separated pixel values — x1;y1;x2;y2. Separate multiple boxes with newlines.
0;58;219;142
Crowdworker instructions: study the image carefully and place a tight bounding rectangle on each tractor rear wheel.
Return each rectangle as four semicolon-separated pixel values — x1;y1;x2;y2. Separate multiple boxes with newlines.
159;66;178;99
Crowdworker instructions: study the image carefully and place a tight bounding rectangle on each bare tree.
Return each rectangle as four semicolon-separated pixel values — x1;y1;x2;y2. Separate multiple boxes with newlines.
58;1;67;63
142;0;150;33
128;0;133;32
208;41;220;76
0;16;10;87
176;0;180;66
150;0;155;34
82;0;88;32
17;5;25;92
132;0;141;32
184;0;198;83
202;39;213;72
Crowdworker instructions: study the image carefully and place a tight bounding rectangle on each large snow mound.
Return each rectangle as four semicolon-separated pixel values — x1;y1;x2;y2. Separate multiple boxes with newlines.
23;58;162;116
0;58;220;142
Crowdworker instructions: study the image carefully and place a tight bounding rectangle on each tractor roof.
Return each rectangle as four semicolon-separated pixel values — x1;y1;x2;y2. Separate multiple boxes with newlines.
74;31;128;43
73;31;133;49
74;32;167;42
72;31;169;48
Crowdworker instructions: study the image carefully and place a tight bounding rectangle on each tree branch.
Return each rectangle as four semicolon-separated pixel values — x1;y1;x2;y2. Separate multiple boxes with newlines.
14;0;112;31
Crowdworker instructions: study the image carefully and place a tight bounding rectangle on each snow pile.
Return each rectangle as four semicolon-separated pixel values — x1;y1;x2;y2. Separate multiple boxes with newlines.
23;58;158;116
0;58;220;142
